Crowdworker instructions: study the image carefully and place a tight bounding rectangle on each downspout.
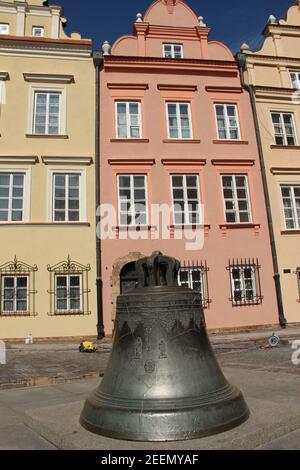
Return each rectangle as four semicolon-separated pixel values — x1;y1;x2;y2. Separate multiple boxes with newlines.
93;50;105;339
236;52;287;328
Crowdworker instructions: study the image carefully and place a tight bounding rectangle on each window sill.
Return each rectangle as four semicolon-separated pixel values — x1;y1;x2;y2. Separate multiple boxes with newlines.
0;222;91;227
26;134;69;139
281;230;300;235
231;301;263;307
114;225;156;232
213;140;249;145
52;312;86;317
0;313;32;318
220;223;260;230
169;224;211;230
163;139;201;144
270;145;300;149
110;138;150;143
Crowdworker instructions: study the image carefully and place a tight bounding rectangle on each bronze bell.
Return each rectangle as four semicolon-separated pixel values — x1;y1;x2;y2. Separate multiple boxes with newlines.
80;252;250;442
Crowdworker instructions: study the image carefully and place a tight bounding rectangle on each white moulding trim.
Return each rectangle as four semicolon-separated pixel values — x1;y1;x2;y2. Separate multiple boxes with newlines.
23;73;74;84
0;156;38;164
42;156;93;165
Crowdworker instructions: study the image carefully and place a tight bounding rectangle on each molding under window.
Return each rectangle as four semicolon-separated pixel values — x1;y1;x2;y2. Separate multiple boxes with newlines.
110;138;149;143
0;156;38;164
23;73;74;84
0;72;9;81
163;139;201;144
212;140;249;145
281;230;300;235
270;145;300;150
26;134;69;139
42;157;93;165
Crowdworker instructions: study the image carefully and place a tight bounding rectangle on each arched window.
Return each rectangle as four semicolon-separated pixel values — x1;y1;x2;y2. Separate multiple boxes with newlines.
120;262;138;294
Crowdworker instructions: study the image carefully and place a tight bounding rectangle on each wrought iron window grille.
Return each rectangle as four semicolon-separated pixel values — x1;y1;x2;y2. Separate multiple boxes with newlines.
294;268;300;303
47;255;91;316
227;258;263;306
0;256;38;317
179;260;211;309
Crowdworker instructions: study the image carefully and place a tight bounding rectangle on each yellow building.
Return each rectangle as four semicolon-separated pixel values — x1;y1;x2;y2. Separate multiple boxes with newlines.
0;0;98;339
240;0;300;325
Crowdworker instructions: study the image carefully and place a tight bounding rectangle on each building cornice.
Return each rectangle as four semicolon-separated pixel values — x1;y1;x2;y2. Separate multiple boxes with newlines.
157;84;197;92
212;159;255;167
108;158;156;166
42;157;93;165
23;73;74;84
104;56;238;76
245;53;300;66
161;158;207;166
205;86;243;94
254;86;297;101
107;83;149;90
271;167;300;175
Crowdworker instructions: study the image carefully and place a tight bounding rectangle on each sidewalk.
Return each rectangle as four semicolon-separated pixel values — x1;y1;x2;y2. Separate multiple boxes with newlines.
1;326;299;390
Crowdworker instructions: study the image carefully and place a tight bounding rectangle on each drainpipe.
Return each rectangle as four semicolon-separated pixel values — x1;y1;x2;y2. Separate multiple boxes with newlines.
236;52;287;328
93;50;105;339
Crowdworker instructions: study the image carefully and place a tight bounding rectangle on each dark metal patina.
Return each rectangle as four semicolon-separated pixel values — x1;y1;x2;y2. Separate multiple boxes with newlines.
80;251;250;442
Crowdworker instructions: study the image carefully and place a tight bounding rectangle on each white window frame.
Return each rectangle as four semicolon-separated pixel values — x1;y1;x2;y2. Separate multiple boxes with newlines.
230;265;257;305
0;24;9;35
1;275;29;314
281;185;300;230
163;43;184;59
271;112;298;146
290;71;300;89
55;273;82;314
171;174;202;226
28;86;67;136
32;26;45;37
214;103;241;140
166;102;193;140
221;174;252;224
115;101;142;139
0;169;31;223
48;169;87;223
178;268;205;299
117;174;148;227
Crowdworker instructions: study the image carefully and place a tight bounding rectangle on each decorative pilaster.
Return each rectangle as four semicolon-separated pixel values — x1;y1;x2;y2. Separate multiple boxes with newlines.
134;22;149;57
16;2;26;36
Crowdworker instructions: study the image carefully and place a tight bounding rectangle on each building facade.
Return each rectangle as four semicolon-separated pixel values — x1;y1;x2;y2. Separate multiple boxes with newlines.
99;0;279;336
241;0;300;325
0;0;97;339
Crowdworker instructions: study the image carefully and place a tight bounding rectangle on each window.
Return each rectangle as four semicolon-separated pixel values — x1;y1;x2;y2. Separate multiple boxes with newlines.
0;173;25;222
163;44;183;59
290;72;300;89
33;91;61;135
116;102;141;139
0;257;38;317
32;27;44;37
117;175;148;226
0;24;9;35
1;276;29;314
52;173;81;222
215;104;240;140
167;102;192;139
227;260;262;306
171;174;201;225
55;274;82;313
222;175;252;224
178;262;210;308
47;257;91;316
271;112;297;146
281;186;300;230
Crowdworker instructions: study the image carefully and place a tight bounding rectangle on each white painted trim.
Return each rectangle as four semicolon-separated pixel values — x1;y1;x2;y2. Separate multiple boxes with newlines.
0;23;9;35
163;43;184;59
23;73;74;84
170;174;201;226
32;26;45;38
220;174;252;224
16;5;25;36
214;103;241;141
28;85;67;136
271;111;298;146
115;101;142;139
42;157;92;165
230;265;257;305
117;174;148;227
54;273;83;313
47;169;87;223
166;102;193;140
0;168;31;223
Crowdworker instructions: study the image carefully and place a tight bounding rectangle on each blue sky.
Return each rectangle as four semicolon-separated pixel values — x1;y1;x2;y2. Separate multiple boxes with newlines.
52;0;292;53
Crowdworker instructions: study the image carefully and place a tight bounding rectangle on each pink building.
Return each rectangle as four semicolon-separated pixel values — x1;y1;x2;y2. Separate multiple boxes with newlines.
99;0;279;336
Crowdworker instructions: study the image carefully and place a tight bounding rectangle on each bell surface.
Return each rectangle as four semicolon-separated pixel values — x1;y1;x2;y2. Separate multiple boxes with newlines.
80;252;250;442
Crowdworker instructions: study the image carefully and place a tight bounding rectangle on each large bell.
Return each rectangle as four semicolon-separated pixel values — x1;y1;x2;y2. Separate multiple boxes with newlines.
80;252;250;442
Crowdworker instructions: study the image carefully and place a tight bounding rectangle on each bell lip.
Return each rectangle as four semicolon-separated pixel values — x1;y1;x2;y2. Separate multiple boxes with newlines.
79;407;250;442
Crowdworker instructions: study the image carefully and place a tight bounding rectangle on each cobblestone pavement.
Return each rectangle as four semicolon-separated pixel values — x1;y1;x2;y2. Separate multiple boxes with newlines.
0;331;298;389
